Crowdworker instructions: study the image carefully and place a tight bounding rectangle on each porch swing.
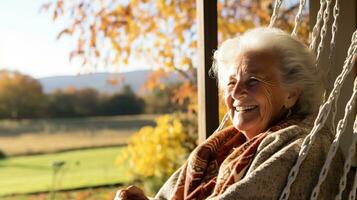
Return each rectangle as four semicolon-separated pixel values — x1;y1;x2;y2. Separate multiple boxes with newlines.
212;0;357;199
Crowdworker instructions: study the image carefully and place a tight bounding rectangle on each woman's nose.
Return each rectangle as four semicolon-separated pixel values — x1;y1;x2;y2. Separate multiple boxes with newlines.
231;81;247;100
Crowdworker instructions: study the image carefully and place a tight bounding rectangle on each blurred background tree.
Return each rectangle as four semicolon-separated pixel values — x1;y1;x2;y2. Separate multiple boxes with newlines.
0;69;147;119
144;83;189;114
100;85;145;116
46;85;145;117
0;70;45;119
72;88;101;116
46;89;79;117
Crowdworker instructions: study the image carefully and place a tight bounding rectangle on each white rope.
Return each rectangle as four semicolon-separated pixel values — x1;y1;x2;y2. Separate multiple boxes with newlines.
329;0;340;60
269;0;284;28
291;0;307;37
315;0;333;66
330;93;339;135
335;107;357;200
311;74;357;200
279;29;357;200
311;31;357;200
309;0;326;54
328;0;340;158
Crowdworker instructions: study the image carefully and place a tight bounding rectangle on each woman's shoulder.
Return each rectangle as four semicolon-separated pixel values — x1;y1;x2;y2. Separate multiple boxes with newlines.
242;115;344;200
259;114;333;152
250;114;337;172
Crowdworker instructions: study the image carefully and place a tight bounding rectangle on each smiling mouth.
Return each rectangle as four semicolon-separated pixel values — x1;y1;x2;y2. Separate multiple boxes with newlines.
234;105;258;112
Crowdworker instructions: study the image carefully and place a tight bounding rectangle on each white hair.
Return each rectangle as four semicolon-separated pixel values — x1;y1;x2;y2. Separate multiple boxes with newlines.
211;27;323;115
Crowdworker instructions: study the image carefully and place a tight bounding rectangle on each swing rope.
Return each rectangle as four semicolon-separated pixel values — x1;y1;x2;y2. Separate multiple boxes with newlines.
267;0;357;199
309;0;326;54
269;0;284;28
280;29;357;200
291;0;307;36
315;0;334;66
337;109;357;200
312;63;357;200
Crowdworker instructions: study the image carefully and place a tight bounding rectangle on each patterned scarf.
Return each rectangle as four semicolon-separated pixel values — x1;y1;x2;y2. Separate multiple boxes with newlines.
171;118;298;200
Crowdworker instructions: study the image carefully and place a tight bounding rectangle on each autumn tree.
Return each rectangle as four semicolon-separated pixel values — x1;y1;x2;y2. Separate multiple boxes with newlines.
46;86;144;117
42;0;309;112
73;88;101;116
0;70;46;119
144;83;190;114
46;88;101;117
100;85;145;115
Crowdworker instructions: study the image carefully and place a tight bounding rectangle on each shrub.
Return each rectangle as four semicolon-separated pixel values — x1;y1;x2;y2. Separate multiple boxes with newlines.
117;113;197;195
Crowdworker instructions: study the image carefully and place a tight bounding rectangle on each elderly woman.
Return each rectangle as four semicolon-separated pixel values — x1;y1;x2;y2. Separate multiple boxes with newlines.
117;27;344;200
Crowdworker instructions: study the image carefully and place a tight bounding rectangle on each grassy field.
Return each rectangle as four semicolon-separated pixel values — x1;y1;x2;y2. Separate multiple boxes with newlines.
0;115;158;199
0;146;128;197
0;115;157;156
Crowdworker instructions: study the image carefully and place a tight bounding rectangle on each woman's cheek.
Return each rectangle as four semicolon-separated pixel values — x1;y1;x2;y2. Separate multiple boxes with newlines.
260;87;274;123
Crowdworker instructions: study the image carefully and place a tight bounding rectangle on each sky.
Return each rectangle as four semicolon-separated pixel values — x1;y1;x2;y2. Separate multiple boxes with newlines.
0;0;146;78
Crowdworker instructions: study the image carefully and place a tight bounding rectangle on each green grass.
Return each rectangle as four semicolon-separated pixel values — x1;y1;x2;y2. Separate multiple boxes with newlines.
0;146;129;197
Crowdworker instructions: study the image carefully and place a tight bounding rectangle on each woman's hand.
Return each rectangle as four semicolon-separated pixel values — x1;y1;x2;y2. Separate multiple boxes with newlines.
115;185;149;200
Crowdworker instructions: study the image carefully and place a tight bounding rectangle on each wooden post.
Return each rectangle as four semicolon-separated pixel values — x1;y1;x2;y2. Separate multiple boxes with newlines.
197;0;219;143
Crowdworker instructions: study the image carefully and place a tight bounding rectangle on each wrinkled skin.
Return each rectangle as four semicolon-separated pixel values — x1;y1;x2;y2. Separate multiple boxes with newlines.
224;51;300;139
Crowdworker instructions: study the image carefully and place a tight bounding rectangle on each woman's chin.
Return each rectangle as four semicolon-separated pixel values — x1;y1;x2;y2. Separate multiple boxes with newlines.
233;109;260;127
232;117;265;139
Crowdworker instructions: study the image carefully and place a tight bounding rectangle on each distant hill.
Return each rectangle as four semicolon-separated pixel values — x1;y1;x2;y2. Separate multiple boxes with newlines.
38;70;182;94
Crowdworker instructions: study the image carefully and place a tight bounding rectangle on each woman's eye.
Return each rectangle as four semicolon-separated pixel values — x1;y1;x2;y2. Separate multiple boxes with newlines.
246;78;259;87
227;80;236;86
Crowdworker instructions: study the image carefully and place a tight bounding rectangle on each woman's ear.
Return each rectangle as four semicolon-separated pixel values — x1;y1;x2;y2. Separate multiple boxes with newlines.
285;87;302;108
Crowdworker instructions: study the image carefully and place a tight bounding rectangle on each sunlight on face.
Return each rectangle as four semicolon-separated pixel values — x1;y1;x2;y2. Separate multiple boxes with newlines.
224;51;290;139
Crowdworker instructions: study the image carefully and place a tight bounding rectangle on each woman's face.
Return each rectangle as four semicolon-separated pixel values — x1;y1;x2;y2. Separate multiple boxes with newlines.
225;51;296;139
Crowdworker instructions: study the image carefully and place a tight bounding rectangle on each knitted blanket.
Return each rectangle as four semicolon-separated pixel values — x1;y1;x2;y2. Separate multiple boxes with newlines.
154;116;345;200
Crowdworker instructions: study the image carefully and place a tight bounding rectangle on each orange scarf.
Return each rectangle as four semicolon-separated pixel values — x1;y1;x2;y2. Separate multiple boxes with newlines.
172;118;297;200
